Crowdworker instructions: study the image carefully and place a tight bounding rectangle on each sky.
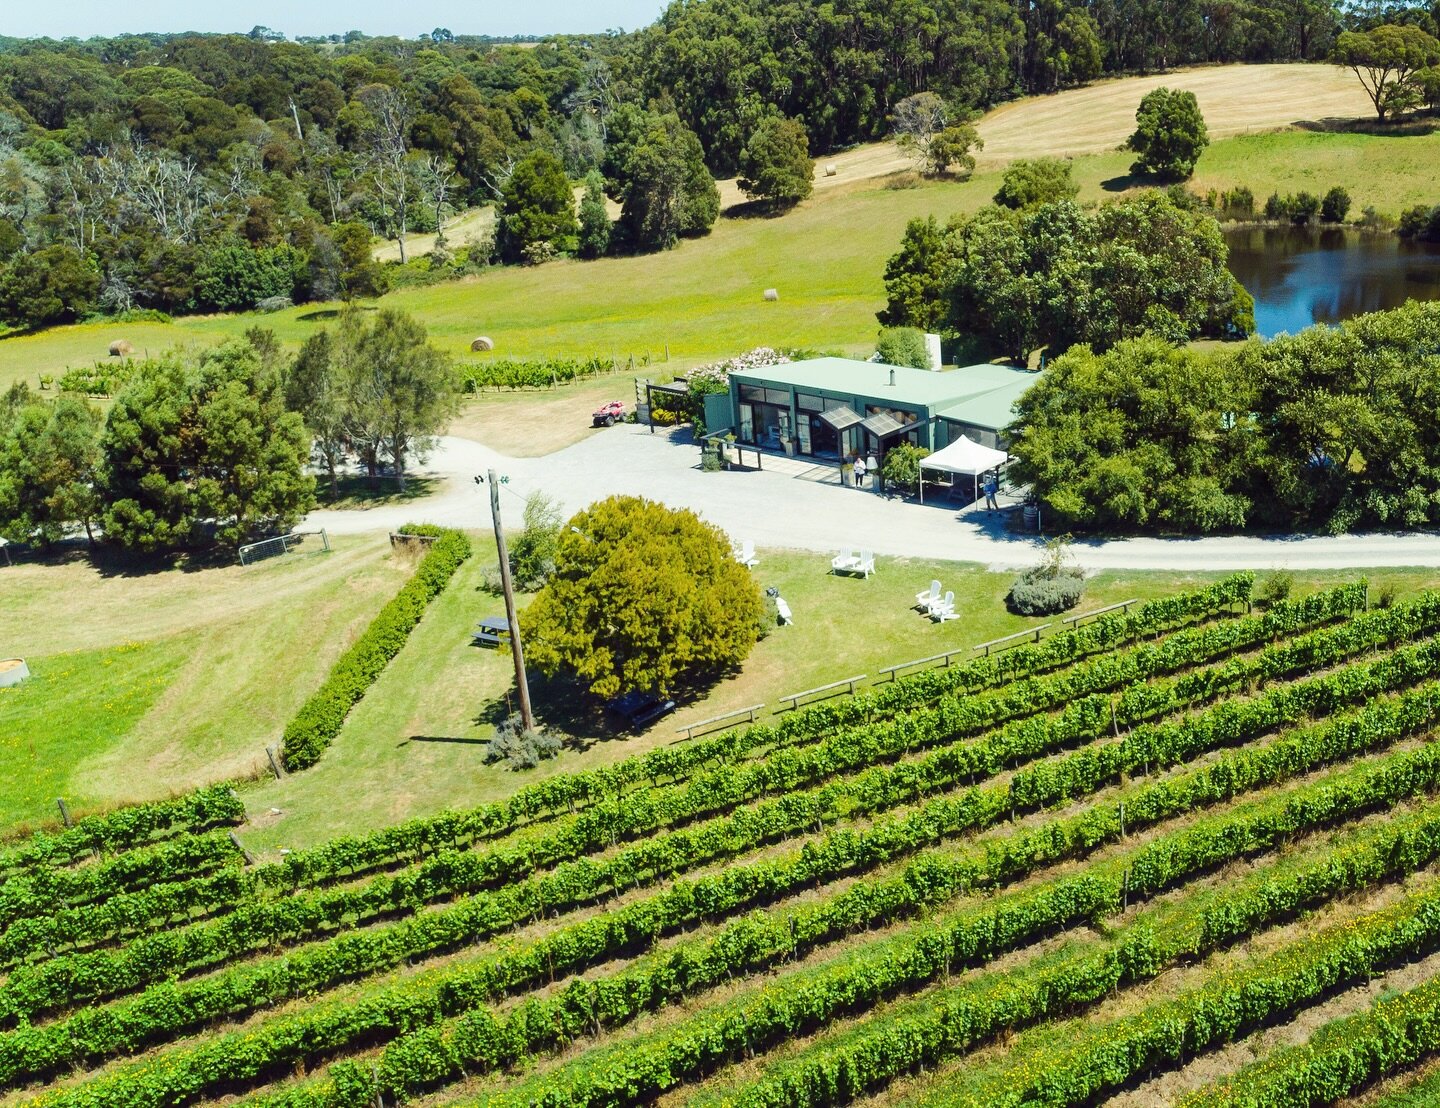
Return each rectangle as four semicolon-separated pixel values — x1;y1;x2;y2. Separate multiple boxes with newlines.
1;1;670;40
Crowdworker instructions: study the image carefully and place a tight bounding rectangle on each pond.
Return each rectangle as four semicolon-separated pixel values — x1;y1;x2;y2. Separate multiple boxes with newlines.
1223;226;1440;338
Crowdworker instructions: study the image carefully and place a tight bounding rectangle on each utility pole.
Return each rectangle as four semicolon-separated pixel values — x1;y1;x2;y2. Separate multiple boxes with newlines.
485;469;535;731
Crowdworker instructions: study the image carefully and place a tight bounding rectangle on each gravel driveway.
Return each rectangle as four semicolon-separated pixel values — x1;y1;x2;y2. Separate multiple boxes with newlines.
305;426;1440;571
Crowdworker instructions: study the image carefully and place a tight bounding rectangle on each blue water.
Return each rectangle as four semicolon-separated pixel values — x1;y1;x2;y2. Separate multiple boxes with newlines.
1224;226;1440;338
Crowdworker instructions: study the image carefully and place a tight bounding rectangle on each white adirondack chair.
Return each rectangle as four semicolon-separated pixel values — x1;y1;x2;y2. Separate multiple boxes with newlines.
856;550;876;578
735;539;759;568
915;579;941;609
831;548;860;574
929;590;958;622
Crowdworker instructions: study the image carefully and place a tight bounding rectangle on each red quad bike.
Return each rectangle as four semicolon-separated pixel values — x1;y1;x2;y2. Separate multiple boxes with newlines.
592;400;627;427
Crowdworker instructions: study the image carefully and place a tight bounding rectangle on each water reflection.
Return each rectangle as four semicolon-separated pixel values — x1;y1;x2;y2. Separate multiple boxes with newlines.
1223;226;1440;338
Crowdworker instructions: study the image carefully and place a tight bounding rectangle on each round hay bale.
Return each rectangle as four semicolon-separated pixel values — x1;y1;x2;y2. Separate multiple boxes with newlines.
824;164;838;177
763;288;779;302
470;336;495;352
108;340;133;358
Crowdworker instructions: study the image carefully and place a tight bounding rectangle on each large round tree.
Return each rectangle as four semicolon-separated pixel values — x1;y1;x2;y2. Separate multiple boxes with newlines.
520;496;764;700
1127;87;1209;180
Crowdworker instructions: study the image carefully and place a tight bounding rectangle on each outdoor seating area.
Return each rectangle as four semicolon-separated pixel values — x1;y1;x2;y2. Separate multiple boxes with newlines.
470;616;512;649
830;548;876;577
914;580;957;621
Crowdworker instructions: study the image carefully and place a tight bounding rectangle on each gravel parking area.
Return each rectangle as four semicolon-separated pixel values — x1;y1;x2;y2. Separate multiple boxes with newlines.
305;425;1440;571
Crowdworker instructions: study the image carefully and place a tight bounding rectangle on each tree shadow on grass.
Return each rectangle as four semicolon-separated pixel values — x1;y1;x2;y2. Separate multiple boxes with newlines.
1100;172;1146;192
1293;115;1438;136
722;198;801;220
6;537;237;578
296;305;378;322
319;474;441;509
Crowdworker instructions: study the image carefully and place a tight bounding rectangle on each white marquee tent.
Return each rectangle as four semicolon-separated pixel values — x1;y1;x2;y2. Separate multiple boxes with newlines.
917;435;1009;506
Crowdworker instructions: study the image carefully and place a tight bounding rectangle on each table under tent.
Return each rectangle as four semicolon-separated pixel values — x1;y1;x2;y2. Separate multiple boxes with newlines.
916;435;1010;507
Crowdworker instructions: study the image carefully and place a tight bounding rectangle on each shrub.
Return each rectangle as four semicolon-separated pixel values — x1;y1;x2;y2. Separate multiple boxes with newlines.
881;442;932;495
994;157;1078;209
1221;186;1255;219
485;713;564;770
1374;580;1399;609
509;492;562;591
876;326;931;369
281;526;472;770
1288;191;1321;225
1321;186;1352;223
1398;204;1440;241
1256;569;1295;609
1007;565;1085;615
1006;535;1085;616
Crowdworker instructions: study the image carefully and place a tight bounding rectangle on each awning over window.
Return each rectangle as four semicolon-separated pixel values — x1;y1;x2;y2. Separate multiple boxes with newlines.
860;412;907;438
819;405;862;431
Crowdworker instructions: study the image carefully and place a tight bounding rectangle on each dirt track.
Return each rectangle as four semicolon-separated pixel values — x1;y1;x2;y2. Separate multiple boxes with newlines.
379;63;1375;257
717;62;1374;205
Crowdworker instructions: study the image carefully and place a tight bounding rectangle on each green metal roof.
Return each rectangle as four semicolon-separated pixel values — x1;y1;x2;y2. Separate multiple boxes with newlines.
936;374;1039;432
732;357;1039;429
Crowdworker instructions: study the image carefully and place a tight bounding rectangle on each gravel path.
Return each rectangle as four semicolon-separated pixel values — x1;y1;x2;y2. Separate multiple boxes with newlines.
305;427;1440;571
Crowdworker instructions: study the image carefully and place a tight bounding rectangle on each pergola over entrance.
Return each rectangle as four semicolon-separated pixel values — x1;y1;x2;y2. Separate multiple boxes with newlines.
644;379;690;433
918;434;1009;506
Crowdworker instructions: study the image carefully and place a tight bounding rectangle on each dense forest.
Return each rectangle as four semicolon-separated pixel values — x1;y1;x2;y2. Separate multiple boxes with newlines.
0;0;1435;327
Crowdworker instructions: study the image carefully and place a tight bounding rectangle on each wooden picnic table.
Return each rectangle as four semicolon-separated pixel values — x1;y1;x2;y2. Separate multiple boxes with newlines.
472;616;512;648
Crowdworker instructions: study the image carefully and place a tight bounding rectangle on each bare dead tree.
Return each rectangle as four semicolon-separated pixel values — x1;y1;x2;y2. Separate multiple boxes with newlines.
356;85;417;262
475;152;516;203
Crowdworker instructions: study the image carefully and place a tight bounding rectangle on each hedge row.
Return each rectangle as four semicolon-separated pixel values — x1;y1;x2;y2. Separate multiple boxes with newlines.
9;579;1316;968
281;526;472;771
351;784;1440;1108
283;573;1277;876
458;356;613;392
15;640;1429;1066
1181;974;1440;1107
482;740;1440;1108
25;659;1436;1107
975;884;1440;1108
0;785;244;878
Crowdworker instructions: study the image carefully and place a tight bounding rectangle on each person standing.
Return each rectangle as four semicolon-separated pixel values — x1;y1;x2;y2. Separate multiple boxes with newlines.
983;472;1000;511
853;452;867;489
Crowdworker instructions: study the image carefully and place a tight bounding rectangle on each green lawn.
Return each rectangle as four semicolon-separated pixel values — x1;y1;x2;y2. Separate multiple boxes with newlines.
234;547;1440;856
0;642;186;832
3;127;1438;394
5;530;1437;847
0;535;411;828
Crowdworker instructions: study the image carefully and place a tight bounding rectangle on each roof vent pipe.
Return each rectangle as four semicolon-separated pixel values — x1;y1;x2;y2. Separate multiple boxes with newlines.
889;368;896;386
